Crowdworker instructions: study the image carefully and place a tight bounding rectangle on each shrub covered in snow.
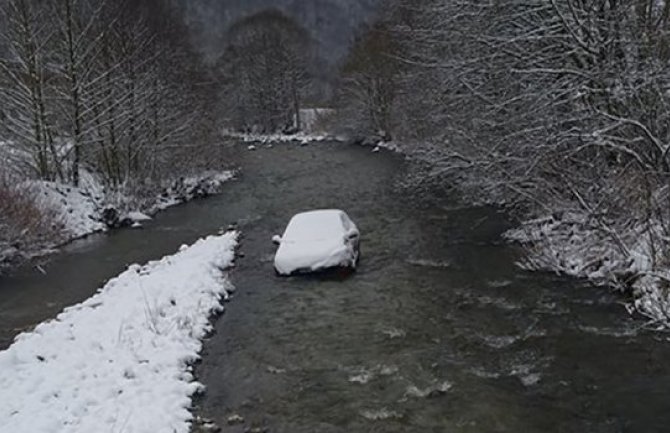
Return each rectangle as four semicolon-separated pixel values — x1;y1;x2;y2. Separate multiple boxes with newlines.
506;210;670;328
0;177;63;267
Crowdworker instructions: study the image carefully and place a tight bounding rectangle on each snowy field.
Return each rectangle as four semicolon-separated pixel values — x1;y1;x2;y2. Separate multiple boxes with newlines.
0;232;238;433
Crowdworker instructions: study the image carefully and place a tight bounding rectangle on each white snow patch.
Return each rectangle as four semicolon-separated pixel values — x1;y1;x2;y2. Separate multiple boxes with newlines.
125;211;152;222
375;141;402;153
223;129;336;145
30;171;106;239
505;211;670;328
150;170;235;214
0;232;238;433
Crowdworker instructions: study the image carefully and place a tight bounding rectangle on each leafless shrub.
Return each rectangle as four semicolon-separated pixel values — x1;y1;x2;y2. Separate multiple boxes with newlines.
0;173;63;263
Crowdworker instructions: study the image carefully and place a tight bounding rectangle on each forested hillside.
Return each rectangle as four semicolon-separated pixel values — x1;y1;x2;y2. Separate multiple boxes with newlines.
169;0;381;64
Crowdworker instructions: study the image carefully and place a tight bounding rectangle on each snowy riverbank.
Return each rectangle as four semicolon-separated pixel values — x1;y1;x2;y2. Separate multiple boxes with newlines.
0;170;235;271
0;232;238;433
224;130;337;145
506;212;670;328
371;139;670;328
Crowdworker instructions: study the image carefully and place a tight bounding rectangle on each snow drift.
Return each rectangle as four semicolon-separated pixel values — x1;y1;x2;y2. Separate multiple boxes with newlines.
0;232;238;433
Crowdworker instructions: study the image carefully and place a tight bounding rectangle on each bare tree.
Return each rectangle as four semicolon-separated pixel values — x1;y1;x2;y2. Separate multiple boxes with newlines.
337;0;670;277
0;0;221;194
336;20;402;139
217;9;312;133
0;0;62;180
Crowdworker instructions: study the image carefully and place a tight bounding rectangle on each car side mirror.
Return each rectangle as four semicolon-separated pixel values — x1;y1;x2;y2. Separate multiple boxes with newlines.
344;230;359;241
272;235;282;245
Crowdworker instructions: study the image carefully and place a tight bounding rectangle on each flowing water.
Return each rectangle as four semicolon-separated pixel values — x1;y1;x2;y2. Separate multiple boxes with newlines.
1;143;669;432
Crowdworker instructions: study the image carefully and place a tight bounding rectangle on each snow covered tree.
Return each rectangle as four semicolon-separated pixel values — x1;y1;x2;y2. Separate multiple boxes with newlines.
48;0;101;185
347;0;670;275
0;0;219;192
0;0;61;180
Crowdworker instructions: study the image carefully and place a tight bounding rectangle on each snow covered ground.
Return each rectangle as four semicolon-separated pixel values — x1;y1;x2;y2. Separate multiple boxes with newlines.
369;138;670;327
149;171;236;214
0;232;238;433
30;171;107;239
224;129;336;145
0;170;235;271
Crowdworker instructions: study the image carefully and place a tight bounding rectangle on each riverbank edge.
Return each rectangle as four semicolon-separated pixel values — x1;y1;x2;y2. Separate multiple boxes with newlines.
357;139;669;328
0;170;237;274
222;130;346;146
0;231;239;433
504;213;670;329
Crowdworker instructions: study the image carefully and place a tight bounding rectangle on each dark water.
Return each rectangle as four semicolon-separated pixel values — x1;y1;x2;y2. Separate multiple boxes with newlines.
1;143;670;432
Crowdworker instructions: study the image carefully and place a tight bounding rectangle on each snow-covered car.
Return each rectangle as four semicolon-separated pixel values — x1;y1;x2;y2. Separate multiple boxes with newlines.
273;209;360;275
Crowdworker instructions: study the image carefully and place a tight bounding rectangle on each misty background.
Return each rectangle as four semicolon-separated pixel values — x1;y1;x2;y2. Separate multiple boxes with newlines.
170;0;381;65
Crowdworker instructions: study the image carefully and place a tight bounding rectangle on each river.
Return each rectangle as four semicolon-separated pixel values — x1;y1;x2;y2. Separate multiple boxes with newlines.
1;143;669;432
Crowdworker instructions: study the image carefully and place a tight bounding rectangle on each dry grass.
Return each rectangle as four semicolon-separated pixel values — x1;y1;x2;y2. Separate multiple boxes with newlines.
0;174;63;264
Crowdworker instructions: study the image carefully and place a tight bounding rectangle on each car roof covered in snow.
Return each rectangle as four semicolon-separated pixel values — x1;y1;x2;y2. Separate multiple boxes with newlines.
282;209;352;241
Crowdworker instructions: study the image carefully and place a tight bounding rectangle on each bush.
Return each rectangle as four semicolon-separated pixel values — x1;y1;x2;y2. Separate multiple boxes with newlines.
0;175;63;265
